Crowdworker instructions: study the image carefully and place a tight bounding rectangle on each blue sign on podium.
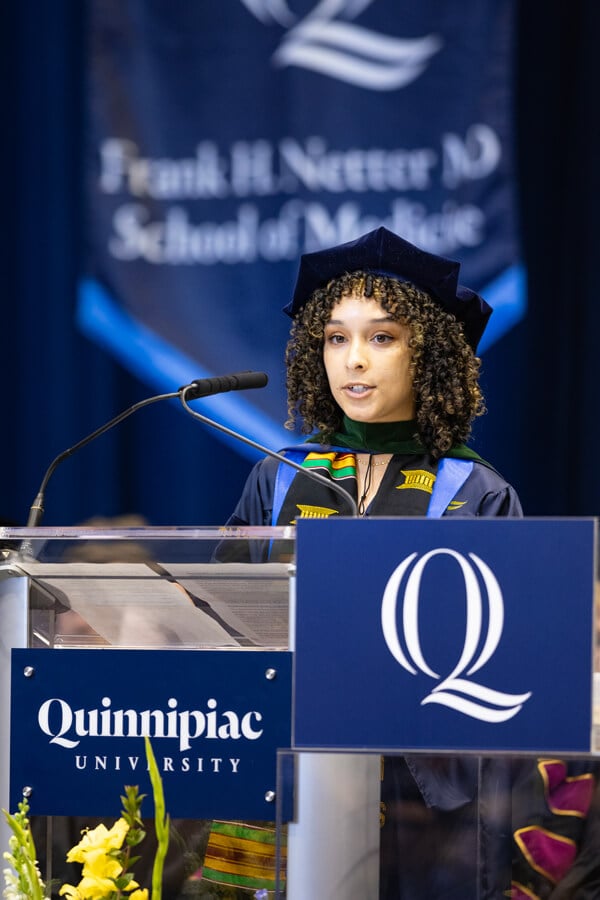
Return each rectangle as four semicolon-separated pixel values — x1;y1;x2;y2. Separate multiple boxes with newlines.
293;518;596;753
10;648;292;819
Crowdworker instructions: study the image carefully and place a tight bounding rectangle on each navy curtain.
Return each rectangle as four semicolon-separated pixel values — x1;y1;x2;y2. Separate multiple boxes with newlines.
1;0;598;526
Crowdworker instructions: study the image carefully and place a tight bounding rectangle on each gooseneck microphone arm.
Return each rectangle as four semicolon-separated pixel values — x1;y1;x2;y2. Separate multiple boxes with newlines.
26;370;270;528
26;391;179;527
179;386;358;518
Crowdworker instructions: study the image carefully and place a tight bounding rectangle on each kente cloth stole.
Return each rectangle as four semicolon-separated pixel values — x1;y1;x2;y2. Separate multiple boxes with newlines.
272;450;473;524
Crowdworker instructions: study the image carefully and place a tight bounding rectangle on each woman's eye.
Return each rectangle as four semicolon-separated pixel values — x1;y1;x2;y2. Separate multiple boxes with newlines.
372;333;393;344
326;333;346;344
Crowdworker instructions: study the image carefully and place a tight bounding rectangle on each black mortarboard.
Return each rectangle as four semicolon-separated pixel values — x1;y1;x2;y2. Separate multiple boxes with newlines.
283;226;492;352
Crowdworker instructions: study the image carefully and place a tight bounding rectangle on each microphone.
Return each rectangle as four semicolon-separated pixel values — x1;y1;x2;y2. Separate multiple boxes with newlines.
179;386;358;518
181;371;268;400
26;372;269;527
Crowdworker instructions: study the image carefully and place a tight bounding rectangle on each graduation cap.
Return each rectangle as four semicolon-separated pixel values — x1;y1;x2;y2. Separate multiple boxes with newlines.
284;226;492;352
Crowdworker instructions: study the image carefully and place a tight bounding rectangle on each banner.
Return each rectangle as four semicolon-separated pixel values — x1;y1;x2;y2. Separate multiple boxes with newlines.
81;0;524;457
294;518;595;752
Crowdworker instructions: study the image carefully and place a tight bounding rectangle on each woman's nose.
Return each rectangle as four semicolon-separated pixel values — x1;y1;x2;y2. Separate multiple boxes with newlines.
346;338;367;369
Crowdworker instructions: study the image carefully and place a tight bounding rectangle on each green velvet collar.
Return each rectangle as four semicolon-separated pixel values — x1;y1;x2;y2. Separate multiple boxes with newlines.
307;415;484;461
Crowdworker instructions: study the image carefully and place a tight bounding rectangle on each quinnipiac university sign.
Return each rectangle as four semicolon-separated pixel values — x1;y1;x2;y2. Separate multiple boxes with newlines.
10;648;292;820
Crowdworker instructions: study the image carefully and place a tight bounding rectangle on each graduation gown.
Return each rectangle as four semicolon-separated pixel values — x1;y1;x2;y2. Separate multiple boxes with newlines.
226;445;523;528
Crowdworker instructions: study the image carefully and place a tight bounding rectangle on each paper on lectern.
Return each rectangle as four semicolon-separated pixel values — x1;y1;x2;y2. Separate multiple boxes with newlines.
16;560;289;650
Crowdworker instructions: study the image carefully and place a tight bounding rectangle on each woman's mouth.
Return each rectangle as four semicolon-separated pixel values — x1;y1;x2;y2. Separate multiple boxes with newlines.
344;383;373;395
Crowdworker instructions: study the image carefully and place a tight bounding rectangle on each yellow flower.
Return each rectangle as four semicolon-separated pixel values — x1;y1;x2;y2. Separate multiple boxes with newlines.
59;873;145;900
85;854;122;882
58;884;83;899
84;873;123;898
66;819;129;867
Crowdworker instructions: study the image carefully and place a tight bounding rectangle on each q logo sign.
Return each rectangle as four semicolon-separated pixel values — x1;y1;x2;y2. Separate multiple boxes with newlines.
381;549;532;722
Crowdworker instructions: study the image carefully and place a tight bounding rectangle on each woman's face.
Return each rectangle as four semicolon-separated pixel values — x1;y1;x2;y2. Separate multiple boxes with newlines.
322;292;415;423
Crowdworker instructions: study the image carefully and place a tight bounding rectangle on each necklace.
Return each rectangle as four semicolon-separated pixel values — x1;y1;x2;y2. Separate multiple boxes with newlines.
357;456;390;467
357;455;391;515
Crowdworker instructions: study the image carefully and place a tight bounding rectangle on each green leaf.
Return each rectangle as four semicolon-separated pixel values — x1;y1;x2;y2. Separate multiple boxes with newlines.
145;736;169;900
127;829;146;848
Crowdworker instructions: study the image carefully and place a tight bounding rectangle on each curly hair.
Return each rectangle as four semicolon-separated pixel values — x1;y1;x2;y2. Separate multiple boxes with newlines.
284;271;485;458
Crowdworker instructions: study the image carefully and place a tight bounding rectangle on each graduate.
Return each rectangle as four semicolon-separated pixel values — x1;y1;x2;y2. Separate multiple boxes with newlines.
228;225;521;529
210;227;599;898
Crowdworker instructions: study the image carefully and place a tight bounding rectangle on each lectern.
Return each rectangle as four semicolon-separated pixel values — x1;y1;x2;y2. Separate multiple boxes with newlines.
0;525;293;896
1;519;599;899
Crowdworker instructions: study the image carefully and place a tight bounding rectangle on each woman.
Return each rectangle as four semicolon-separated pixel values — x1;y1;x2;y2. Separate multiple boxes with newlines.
209;228;598;899
227;225;521;529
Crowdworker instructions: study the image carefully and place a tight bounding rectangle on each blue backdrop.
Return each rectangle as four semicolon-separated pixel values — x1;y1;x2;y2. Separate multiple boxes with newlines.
1;0;598;526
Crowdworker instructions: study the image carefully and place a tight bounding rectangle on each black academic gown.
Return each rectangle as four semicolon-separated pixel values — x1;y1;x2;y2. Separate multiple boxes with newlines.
226;446;522;529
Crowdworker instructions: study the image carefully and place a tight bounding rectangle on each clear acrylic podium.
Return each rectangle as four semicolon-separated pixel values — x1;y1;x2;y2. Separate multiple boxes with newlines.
0;525;294;898
1;521;599;899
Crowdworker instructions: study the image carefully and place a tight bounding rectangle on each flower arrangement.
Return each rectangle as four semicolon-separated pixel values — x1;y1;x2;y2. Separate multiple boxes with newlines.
2;737;169;900
2;797;44;900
